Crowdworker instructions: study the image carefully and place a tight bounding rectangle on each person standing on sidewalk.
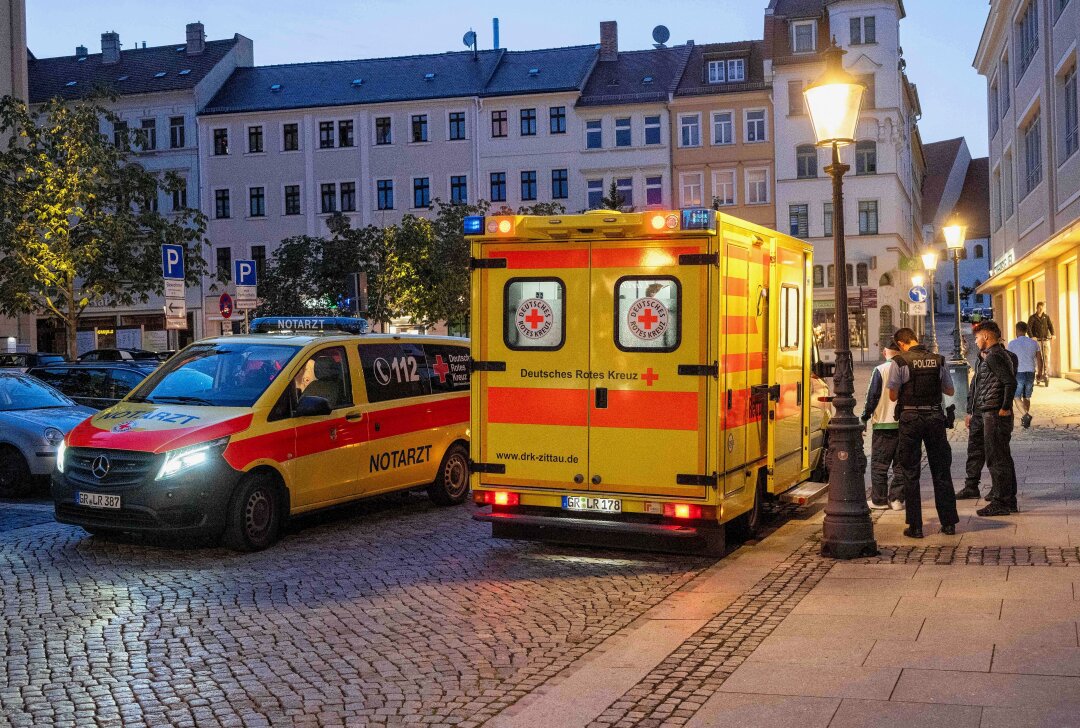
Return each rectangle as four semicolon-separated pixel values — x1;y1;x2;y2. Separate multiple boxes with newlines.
887;328;959;538
956;321;1020;516
1007;321;1041;429
861;346;905;511
1027;302;1055;385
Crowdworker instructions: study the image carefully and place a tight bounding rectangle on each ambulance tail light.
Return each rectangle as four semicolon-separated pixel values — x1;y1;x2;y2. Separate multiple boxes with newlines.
476;490;520;506
661;503;716;520
649;213;681;231
486;217;515;236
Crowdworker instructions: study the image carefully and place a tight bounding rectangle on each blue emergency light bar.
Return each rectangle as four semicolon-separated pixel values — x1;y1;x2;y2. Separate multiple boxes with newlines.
680;208;715;230
463;216;485;234
250;316;369;335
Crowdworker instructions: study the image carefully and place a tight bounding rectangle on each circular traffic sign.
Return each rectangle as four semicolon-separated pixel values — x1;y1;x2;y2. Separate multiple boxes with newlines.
908;286;927;304
219;292;234;320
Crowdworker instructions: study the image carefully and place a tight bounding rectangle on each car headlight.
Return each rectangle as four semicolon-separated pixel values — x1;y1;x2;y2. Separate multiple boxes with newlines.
44;427;65;447
56;440;67;473
156;436;230;481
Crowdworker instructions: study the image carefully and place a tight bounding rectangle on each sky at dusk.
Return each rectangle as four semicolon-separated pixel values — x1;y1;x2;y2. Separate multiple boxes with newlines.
26;0;990;157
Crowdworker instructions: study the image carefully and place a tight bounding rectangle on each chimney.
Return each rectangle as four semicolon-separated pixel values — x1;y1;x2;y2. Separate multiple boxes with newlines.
493;17;500;50
186;22;205;55
101;32;120;64
75;45;87;57
600;21;618;62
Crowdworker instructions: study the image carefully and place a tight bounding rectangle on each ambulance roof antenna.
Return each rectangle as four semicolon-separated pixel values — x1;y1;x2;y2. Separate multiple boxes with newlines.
652;25;670;48
463;29;478;60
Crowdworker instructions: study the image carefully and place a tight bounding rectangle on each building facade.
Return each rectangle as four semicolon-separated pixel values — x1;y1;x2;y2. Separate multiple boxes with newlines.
976;0;1080;382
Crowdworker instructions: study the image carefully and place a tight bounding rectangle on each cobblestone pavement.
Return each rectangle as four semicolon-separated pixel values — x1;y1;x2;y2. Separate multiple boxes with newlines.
0;495;713;727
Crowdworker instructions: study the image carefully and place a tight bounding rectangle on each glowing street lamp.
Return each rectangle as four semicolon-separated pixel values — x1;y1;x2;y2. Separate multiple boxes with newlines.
921;248;940;353
943;218;970;412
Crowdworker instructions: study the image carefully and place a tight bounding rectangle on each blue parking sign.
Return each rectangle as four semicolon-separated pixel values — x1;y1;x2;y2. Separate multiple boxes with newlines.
234;259;257;286
161;244;185;280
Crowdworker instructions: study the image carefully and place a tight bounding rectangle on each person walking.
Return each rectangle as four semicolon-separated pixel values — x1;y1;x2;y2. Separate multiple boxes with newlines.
1007;321;1041;429
861;346;905;511
955;321;1019;516
1027;302;1055;385
886;327;959;538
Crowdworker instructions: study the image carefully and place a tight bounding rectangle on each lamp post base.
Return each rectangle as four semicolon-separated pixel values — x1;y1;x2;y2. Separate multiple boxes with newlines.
820;416;879;559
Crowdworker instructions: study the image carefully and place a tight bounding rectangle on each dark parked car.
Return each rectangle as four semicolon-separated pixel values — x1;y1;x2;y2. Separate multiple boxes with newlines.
0;353;68;372
77;348;161;362
27;362;155;410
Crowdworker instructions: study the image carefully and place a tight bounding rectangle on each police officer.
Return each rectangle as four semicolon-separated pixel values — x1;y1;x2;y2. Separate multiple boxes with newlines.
886;327;959;538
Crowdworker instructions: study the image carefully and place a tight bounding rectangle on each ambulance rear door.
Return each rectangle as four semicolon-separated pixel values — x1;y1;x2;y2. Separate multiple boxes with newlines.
771;243;810;484
587;238;715;499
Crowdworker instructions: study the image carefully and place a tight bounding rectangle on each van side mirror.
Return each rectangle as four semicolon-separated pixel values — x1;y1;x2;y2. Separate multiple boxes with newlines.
813;361;835;379
295;395;332;417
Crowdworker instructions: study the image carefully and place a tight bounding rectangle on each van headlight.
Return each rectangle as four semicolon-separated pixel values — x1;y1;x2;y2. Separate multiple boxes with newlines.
56;440;67;473
156;437;230;481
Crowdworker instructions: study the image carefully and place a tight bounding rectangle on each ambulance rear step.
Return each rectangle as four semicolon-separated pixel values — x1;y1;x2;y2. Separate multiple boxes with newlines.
779;481;829;506
474;511;700;538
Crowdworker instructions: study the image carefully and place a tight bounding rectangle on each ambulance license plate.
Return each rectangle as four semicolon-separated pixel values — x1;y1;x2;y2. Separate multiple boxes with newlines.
77;491;120;510
562;496;621;513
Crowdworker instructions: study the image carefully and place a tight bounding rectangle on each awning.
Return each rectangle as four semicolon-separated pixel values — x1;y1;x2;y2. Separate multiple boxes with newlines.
979;217;1080;293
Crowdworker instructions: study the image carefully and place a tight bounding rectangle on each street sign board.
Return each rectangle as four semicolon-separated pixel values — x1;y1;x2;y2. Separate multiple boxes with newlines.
161;244;185;280
909;302;927;316
234;259;257;287
235;288;257;310
164;279;184;299
908;286;928;304
219;293;234;320
165;298;188;330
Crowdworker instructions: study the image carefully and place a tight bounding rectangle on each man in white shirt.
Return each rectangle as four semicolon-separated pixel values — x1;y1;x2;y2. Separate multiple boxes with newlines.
1008;321;1041;429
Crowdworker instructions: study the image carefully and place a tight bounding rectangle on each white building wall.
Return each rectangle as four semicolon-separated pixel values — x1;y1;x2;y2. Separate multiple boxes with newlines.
576;102;673;210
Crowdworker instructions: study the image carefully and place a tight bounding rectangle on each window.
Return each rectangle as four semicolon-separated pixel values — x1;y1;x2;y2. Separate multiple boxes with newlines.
1023;112;1043;195
1064;66;1078;157
1058;0;1071;19
247;125;263;154
377;180;394;210
727;58;746;82
646;176;663;206
680;172;704;207
491;110;508;138
293;346;353;410
789;204;809;238
216;247;232;280
858;74;876;109
708;60;726;83
780;286;801;350
449;112;466;141
356;342;436;403
504;279;566;350
616;277;681;352
375;117;392;145
796;145;817;178
850;16;876;45
413;177;430;208
340;181;356;212
745;110;766;142
490;172;507;202
283;123;299;151
856;262;868;286
615;117;631;147
550;106;566;134
1017;1;1039;76
824;202;833;236
788;80;804;115
284;185;301;215
319;121;335;149
644;115;661;145
1001;56;1011;111
450;175;468;204
858;200;878;234
249;187;265;217
845;264;854;285
974;244;984;259
551;169;569;200
1003;152;1015;217
679;113;701;147
827;265;835;287
990;78;1000;136
587;179;604;209
113;121;129;149
320;183;337;213
520;171;537;201
712;111;734;145
586;119;602;149
616;177;633;208
792;20;816;53
880;305;894;332
713;170;735;206
520;108;537;136
252;245;266;286
338;120;354;148
171;180;187;211
169;116;185;148
214;189;230;219
746;168;768;204
992;169;1002;230
856;140;877;175
139;119;156;151
813;265;824;288
213;128;228;155
411;114;428;143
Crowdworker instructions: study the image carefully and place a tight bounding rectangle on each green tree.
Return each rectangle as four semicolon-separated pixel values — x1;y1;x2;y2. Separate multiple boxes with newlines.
0;94;208;357
600;180;627;211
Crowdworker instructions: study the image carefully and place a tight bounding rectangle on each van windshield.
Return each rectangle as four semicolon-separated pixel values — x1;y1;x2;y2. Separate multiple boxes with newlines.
129;343;300;407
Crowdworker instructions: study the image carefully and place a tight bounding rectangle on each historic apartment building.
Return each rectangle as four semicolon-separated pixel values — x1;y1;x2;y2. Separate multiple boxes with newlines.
766;0;926;356
976;0;1080;382
0;0;30;352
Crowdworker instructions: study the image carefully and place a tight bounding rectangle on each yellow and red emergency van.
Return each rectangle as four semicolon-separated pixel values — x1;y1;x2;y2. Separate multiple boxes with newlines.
52;317;471;551
465;209;831;554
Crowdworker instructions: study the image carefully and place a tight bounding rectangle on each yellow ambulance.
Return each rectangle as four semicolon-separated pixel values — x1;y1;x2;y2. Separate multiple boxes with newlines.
52;317;471;551
465;209;831;554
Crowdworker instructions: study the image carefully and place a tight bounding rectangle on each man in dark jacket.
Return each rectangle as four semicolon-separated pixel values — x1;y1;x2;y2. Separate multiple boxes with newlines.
956;321;1019;516
1027;302;1055;383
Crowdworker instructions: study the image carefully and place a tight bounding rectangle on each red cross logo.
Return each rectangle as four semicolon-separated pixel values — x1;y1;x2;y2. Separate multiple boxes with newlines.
524;308;546;329
642;368;659;386
637;308;659;330
432;355;450;383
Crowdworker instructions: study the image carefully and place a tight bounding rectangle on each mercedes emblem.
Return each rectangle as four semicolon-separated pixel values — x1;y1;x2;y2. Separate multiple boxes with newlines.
91;455;111;479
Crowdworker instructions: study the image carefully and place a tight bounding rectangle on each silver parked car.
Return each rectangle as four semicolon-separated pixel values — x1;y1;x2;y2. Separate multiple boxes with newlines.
0;371;94;497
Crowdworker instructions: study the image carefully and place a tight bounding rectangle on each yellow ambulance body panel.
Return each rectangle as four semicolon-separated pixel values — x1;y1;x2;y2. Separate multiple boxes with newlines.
467;209;829;553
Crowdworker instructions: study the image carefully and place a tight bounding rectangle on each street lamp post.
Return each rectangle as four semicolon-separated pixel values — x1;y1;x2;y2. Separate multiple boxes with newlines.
804;42;877;559
943;220;970;414
921;249;940;354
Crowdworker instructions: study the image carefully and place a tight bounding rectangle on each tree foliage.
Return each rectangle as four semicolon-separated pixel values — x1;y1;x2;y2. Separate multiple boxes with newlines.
0;94;208;356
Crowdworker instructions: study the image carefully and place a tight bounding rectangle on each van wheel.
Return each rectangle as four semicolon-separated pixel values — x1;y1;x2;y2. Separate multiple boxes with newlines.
810;440;829;483
0;446;32;498
428;444;470;506
728;470;767;542
223;473;281;552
